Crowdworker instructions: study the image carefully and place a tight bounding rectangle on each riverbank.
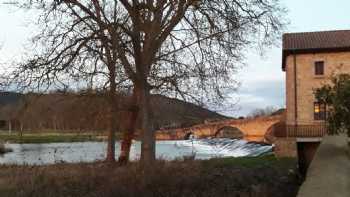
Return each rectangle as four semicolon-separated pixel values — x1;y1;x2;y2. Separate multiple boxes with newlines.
0;132;110;143
0;143;12;154
0;155;301;197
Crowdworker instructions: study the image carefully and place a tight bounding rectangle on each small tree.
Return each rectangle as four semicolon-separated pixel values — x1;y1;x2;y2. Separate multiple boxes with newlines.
1;1;129;162
314;74;350;137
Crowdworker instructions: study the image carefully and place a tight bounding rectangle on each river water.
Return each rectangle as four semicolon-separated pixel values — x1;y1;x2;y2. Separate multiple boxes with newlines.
0;138;272;165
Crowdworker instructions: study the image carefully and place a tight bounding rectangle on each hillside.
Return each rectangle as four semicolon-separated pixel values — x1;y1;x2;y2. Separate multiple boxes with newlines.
0;92;228;131
151;95;228;129
0;92;22;106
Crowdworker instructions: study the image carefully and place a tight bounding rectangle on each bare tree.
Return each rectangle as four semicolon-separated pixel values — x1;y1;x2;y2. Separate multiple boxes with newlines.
1;0;132;162
2;0;286;167
96;0;286;166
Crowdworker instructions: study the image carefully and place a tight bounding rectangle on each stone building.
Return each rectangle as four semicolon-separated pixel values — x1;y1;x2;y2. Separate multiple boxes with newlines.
283;30;350;128
280;30;350;174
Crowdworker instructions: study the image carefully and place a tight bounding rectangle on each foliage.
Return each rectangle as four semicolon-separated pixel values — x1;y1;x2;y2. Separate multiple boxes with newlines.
314;74;350;136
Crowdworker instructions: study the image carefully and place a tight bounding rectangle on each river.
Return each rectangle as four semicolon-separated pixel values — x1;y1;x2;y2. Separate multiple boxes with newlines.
0;138;272;165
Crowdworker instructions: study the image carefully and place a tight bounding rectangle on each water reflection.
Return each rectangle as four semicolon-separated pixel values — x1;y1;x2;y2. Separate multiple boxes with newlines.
0;139;272;165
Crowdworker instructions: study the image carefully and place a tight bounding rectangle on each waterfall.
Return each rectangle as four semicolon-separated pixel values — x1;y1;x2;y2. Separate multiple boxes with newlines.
176;138;273;159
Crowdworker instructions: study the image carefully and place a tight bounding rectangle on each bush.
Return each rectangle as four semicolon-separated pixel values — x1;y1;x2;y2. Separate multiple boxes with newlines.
315;74;350;136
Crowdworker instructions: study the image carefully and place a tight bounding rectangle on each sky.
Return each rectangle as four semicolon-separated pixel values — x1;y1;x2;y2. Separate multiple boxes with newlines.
1;0;350;117
228;0;350;116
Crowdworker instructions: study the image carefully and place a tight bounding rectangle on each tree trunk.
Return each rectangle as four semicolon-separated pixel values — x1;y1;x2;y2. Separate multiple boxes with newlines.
118;87;139;165
139;83;156;167
106;71;118;163
8;120;12;135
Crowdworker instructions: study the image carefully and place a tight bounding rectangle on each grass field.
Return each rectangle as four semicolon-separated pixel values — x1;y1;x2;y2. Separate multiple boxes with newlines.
0;132;111;143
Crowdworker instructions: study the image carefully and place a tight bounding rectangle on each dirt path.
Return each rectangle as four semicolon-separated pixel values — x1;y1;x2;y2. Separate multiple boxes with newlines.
298;134;350;197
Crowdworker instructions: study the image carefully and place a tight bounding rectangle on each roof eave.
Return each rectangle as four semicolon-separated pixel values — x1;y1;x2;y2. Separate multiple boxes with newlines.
282;47;350;71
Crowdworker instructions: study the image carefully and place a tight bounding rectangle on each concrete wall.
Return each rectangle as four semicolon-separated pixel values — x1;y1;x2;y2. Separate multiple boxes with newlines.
297;134;350;197
285;52;350;126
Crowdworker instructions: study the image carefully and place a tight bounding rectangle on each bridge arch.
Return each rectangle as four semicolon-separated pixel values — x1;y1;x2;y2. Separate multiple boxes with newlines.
156;115;282;141
264;121;286;143
215;126;244;139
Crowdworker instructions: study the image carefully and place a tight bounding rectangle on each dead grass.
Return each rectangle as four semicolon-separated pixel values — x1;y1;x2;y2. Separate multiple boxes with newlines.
0;156;301;197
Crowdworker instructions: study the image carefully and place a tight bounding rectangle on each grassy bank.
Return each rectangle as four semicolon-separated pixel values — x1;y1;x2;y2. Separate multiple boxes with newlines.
0;156;301;197
0;132;111;143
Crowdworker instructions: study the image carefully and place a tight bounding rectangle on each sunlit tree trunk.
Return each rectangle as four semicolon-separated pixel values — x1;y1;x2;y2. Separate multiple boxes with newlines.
8;120;12;135
118;87;139;165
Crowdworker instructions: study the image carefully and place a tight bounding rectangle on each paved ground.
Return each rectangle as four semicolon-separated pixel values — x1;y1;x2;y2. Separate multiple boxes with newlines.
298;134;350;197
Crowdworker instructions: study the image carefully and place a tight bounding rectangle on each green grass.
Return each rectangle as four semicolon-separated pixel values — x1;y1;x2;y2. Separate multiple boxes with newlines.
0;132;108;143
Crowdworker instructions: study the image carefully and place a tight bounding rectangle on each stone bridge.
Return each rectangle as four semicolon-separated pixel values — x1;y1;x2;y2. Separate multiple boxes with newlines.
156;115;282;142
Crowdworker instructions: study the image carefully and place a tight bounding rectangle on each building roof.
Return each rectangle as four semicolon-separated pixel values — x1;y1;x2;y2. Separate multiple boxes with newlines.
282;30;350;71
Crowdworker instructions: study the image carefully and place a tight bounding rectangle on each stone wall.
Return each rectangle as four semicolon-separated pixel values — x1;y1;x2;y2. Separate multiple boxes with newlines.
156;115;281;141
274;138;297;158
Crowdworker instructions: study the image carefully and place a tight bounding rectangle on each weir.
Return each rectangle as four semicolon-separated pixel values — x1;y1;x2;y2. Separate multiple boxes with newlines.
0;139;273;165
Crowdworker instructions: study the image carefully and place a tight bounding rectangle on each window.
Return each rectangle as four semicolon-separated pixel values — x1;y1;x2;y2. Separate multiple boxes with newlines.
315;61;324;75
314;102;326;120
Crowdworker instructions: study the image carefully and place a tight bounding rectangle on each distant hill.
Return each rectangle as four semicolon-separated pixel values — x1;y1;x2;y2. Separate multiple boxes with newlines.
0;92;22;106
0;92;228;131
151;95;228;129
271;108;285;116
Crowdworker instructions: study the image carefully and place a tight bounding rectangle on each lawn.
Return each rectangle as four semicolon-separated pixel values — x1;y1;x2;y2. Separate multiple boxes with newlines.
0;132;108;143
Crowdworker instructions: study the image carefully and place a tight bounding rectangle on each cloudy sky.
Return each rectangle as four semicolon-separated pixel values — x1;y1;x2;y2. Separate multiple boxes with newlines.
1;0;350;116
229;0;350;116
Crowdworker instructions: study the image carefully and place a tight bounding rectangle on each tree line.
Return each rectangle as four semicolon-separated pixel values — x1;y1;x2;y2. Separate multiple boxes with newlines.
0;91;226;132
